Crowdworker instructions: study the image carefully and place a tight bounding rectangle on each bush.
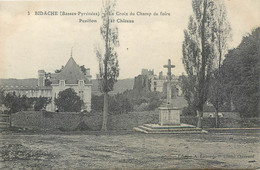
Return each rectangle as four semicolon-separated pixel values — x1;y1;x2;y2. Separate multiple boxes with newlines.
109;96;133;115
54;88;84;112
3;92;32;114
0;88;5;106
182;106;197;116
91;95;104;112
134;103;149;112
91;94;133;115
92;89;164;114
34;97;51;111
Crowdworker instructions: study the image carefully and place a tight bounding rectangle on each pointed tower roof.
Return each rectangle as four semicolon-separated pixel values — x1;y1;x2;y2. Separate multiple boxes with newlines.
54;57;90;84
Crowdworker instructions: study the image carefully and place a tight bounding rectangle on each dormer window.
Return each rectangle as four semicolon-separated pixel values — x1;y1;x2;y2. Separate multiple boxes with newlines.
79;80;84;87
60;80;65;86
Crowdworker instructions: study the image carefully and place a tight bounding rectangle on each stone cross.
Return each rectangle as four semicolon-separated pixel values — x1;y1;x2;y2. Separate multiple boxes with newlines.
163;59;175;105
163;59;175;80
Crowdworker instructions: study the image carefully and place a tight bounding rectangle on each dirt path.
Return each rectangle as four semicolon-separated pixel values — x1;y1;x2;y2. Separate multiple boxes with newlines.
0;131;259;169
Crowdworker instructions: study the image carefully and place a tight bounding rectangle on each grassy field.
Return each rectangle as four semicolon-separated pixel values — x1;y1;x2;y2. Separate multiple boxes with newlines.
0;131;259;169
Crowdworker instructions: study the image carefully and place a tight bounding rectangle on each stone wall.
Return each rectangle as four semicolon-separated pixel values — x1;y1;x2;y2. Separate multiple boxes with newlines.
11;111;158;131
108;111;158;130
11;111;259;131
11;111;100;131
181;116;259;128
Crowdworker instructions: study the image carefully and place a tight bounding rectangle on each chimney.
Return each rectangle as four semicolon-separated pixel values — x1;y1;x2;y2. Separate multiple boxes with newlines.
159;71;163;79
85;68;92;81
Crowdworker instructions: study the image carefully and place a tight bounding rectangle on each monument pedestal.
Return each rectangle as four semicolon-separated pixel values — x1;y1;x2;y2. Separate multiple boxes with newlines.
159;106;180;126
134;106;207;134
133;59;207;134
133;123;207;134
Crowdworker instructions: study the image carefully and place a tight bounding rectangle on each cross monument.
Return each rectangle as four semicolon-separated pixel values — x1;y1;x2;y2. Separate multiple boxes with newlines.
134;60;206;132
163;59;175;105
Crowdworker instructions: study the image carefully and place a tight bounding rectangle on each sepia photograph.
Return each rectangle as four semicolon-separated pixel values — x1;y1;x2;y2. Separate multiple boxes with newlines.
0;0;259;169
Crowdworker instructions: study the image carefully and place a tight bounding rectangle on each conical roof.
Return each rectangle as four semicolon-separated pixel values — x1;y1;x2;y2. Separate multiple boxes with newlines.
54;57;90;84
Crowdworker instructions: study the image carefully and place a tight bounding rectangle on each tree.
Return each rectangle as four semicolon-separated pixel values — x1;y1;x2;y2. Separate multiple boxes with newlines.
34;97;52;111
19;95;31;111
80;65;87;75
222;27;260;117
119;97;133;114
208;69;227;125
54;88;84;112
4;92;18;113
182;0;217;128
2;92;31;113
55;65;87;75
180;74;197;114
208;1;231;127
45;72;52;86
108;94;133;114
0;88;5;106
55;65;64;73
91;94;133;114
91;94;104;112
95;0;119;131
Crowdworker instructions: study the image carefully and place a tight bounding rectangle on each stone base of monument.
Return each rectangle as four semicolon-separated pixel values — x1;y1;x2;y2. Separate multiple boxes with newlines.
159;106;181;125
134;106;207;134
133;124;207;134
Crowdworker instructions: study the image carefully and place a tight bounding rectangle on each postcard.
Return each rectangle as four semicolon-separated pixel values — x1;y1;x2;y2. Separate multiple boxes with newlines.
0;0;259;169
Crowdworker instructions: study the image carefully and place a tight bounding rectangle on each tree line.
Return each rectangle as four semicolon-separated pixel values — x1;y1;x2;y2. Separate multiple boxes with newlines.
220;28;259;118
0;87;162;115
0;89;51;114
181;0;259;128
0;88;84;113
91;88;163;115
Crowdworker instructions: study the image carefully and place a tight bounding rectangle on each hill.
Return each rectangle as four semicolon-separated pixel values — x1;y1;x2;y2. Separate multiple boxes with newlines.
0;78;134;95
0;78;38;87
92;78;134;95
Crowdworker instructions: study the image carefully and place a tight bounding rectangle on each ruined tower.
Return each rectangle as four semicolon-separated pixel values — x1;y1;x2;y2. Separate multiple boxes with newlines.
38;70;45;86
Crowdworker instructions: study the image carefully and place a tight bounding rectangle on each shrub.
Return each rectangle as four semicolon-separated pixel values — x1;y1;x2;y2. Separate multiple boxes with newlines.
182;106;197;116
54;88;84;112
91;95;104;112
34;97;51;111
3;92;32;113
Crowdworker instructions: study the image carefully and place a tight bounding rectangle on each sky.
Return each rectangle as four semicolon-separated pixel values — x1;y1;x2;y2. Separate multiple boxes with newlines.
0;0;259;79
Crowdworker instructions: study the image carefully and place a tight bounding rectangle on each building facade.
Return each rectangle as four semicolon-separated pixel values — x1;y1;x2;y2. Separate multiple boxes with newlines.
134;69;183;97
1;57;92;112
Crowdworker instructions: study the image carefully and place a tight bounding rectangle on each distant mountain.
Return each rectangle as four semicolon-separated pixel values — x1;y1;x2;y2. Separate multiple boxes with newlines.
0;78;38;87
92;78;134;95
0;78;134;95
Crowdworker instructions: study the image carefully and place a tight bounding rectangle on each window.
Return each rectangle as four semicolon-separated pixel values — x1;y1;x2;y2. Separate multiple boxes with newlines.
60;80;65;86
79;91;84;100
79;80;84;87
